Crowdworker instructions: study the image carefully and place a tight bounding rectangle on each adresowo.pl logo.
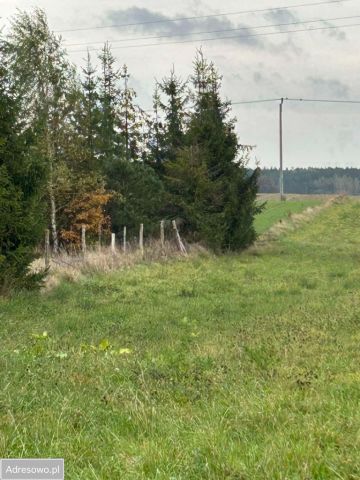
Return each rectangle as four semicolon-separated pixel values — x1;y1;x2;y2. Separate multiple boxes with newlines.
0;459;64;480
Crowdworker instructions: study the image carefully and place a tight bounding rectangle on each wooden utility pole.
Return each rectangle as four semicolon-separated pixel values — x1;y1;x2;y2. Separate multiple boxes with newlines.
279;98;285;201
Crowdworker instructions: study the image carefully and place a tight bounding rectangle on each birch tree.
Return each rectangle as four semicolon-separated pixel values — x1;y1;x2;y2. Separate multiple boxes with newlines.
2;8;75;253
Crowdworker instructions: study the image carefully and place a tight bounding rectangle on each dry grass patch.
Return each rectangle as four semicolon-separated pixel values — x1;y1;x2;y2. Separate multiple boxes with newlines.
32;240;209;291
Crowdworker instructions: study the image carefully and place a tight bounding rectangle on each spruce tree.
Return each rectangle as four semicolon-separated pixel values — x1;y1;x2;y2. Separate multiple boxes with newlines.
80;51;101;163
118;64;146;162
166;51;261;250
98;42;123;169
0;57;45;292
146;84;166;169
159;68;188;166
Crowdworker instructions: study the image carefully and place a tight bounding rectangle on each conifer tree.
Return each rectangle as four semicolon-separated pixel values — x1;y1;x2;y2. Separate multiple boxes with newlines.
118;64;146;162
146;84;166;169
1;13;261;259
80;51;101;163
166;51;261;250
0;55;45;292
159;68;188;166
98;42;123;168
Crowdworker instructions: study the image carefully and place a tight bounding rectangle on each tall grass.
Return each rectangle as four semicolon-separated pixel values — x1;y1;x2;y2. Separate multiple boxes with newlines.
32;239;209;290
2;198;360;478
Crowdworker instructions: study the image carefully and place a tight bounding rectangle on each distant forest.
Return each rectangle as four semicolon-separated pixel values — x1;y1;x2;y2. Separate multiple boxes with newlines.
258;168;360;195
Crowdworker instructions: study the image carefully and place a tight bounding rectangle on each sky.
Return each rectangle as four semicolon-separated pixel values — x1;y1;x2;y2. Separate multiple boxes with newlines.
1;0;359;169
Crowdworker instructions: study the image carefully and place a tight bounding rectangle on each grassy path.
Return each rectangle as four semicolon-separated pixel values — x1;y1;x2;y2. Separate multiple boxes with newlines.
1;198;360;479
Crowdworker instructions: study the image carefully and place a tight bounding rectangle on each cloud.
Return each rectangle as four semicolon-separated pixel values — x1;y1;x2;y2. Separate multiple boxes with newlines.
321;21;347;41
104;7;264;48
264;8;346;42
253;71;263;84
263;8;299;25
306;76;350;98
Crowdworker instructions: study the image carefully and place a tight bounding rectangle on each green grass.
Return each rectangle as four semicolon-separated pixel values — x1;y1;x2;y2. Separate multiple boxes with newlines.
1;198;360;479
255;198;322;235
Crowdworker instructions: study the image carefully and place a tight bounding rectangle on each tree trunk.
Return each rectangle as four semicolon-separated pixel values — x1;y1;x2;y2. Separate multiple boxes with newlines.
48;141;59;254
49;179;59;254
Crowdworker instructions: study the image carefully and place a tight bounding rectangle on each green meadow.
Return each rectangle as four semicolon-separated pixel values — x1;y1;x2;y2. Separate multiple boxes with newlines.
254;197;322;235
1;197;360;479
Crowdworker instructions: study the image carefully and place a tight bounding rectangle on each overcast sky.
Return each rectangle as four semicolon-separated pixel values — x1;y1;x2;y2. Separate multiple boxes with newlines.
1;0;359;169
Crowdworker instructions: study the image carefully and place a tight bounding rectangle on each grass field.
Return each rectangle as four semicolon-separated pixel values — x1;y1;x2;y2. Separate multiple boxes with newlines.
255;197;323;235
1;197;360;479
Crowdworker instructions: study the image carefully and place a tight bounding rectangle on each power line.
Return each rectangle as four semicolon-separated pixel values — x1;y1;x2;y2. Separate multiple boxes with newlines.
285;97;360;104
106;98;360;113
64;14;360;48
233;98;282;105
72;98;360;112
56;0;351;34
68;21;360;53
142;97;360;113
232;97;360;104
142;99;280;112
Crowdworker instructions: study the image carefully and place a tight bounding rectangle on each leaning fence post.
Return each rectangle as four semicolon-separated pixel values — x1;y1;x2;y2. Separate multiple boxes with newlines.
111;233;116;254
81;225;86;255
160;220;165;250
45;229;50;268
123;226;127;254
172;220;187;255
139;224;144;257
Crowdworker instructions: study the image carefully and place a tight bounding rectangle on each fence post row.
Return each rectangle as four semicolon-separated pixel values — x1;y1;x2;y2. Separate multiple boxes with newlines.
45;221;188;261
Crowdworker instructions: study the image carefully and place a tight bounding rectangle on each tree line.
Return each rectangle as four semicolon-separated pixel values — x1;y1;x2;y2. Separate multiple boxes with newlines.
0;9;261;292
259;168;360;195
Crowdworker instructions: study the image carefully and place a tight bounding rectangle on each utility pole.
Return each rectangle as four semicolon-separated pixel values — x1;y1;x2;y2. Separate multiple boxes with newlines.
279;97;285;201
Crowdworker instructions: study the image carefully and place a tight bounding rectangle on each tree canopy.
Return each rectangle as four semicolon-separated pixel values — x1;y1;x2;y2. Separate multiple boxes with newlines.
0;9;262;291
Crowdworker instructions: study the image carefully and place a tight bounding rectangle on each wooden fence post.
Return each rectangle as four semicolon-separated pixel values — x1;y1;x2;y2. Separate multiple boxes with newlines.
123;226;127;254
81;225;86;255
45;229;50;268
111;233;116;254
98;223;102;250
160;220;165;250
139;224;144;257
172;220;187;255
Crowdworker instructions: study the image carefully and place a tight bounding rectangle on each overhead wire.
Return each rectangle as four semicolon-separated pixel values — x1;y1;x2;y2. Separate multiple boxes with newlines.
67;22;360;53
285;97;360;103
55;0;351;34
231;97;360;104
64;14;360;48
